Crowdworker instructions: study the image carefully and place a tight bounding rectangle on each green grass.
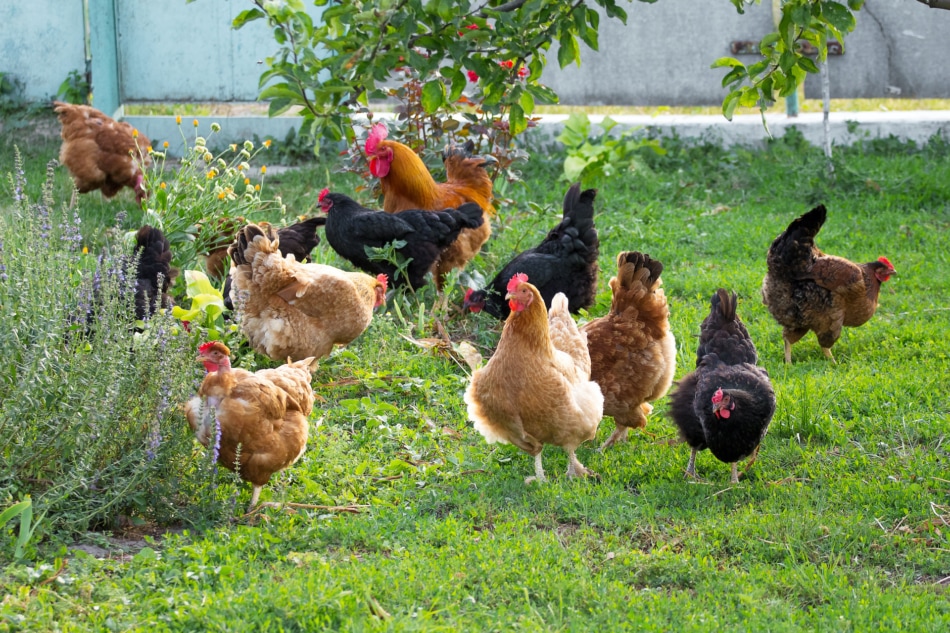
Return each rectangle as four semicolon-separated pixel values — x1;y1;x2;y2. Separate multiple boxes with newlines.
1;116;949;630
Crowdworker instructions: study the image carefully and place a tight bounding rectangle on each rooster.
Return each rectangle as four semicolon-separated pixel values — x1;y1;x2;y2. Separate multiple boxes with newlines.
317;189;483;289
228;222;387;362
668;289;775;483
222;216;326;311
465;274;604;483
184;341;317;511
365;122;495;287
761;204;897;363
464;183;599;319
53;101;151;205
582;252;676;449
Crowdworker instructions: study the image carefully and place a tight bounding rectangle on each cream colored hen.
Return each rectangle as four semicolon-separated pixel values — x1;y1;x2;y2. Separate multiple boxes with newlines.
465;274;604;483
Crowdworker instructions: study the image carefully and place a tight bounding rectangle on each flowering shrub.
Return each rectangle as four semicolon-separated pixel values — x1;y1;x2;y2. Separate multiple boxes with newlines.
140;119;286;285
0;149;230;542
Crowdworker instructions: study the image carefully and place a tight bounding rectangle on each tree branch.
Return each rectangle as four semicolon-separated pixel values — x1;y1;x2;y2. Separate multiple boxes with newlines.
479;0;529;16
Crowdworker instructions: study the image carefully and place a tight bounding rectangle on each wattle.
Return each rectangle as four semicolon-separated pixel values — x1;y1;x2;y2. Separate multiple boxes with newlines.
369;157;390;178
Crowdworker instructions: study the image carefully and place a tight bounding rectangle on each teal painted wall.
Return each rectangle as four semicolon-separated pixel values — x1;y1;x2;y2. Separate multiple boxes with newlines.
0;0;86;102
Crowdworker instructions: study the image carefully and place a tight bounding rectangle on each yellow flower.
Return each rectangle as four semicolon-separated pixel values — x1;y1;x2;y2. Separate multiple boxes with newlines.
160;182;167;190
260;165;267;174
207;169;217;179
176;115;182;124
244;177;250;185
163;141;169;149
146;145;153;153
218;191;226;200
264;139;272;148
132;129;139;138
255;184;261;191
82;246;88;254
193;119;199;127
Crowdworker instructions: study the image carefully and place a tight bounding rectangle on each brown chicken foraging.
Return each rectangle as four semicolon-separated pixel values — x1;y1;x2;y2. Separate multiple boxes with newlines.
762;205;896;363
465;274;604;483
184;341;317;510
583;252;676;450
228;222;387;362
365;122;495;287
53;101;151;204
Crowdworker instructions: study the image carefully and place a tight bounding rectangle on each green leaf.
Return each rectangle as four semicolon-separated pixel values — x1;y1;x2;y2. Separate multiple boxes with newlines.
509;104;527;137
821;1;855;34
420;80;445;114
518;90;535;115
557;31;580;68
710;57;744;69
232;8;265;29
722;91;740;121
445;68;467;103
798;56;820;74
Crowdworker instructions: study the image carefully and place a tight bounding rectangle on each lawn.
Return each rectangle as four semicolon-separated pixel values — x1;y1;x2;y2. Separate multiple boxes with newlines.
1;112;948;631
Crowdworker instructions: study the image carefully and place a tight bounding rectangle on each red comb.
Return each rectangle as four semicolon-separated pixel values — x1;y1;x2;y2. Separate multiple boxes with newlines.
318;187;329;202
365;123;388;153
878;256;894;270
377;273;389;290
711;387;724;403
506;272;529;294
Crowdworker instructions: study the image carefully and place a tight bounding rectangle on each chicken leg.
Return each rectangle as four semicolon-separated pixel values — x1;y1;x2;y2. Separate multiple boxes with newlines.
524;452;547;485
248;484;264;512
730;463;739;484
565;450;595;478
685;447;699;479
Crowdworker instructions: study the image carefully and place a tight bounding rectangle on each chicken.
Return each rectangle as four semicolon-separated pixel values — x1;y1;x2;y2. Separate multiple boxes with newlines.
222;216;326;311
53;101;151;204
365;122;495;287
465;273;604;483
184;341;317;510
203;216;247;281
228;222;387;361
317;189;484;289
582;252;676;450
464;183;599;319
132;225;177;321
761;204;897;363
668;289;775;483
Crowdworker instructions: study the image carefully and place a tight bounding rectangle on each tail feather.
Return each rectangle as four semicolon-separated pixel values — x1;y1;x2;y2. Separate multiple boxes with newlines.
562;183;597;232
453;202;485;229
610;251;663;313
710;287;737;323
768;204;826;273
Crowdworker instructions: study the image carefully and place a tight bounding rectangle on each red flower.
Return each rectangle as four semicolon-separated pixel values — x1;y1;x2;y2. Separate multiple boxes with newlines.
517;66;529;79
498;60;514;70
465;23;478;30
467;70;479;82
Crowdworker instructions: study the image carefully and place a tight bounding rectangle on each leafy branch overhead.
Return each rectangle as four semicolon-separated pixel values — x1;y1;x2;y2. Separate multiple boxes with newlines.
717;0;865;120
215;0;865;141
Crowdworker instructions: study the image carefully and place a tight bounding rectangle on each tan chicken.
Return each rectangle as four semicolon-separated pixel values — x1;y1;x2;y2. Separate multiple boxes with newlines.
761;204;896;363
184;341;317;510
228;222;387;362
53;101;151;204
365;122;495;287
582;252;676;450
465;273;604;483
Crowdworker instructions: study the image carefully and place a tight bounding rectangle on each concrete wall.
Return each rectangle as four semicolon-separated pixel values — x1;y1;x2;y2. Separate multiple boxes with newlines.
0;0;86;102
541;0;950;106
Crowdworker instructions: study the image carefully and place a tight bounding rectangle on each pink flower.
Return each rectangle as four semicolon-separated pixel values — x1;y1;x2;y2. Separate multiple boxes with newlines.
498;60;514;70
517;66;529;79
467;70;479;82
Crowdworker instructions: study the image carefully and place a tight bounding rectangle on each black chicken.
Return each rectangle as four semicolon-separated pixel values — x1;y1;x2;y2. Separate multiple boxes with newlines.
668;289;776;483
224;216;326;310
463;183;599;319
317;189;484;289
132;225;177;321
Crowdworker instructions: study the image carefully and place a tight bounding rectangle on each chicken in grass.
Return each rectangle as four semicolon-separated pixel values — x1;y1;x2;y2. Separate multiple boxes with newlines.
184;341;317;511
317;189;484;289
582;252;676;450
365;122;495;287
228;222;387;362
465;274;604;483
132;225;177;322
53;101;151;205
464;183;599;319
668;289;775;483
762;204;896;363
222;216;326;311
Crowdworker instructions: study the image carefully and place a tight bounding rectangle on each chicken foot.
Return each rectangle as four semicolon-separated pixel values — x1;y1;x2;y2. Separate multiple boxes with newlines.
566;451;596;479
248;484;264;512
730;462;740;484
685;448;699;479
524;452;547;485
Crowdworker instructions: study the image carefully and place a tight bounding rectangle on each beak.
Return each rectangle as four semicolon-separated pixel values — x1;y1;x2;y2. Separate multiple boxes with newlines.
504;292;514;300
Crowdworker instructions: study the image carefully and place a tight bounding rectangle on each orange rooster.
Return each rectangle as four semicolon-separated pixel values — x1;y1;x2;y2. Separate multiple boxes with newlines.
53;101;151;204
465;274;604;483
761;204;897;363
365;122;495;287
228;222;387;362
184;341;317;510
582;252;677;450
